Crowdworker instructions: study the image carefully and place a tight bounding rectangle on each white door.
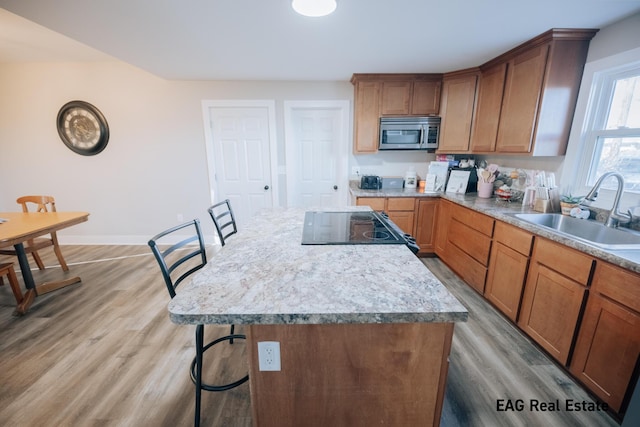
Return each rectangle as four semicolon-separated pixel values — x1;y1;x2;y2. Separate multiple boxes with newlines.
284;101;350;208
202;100;278;229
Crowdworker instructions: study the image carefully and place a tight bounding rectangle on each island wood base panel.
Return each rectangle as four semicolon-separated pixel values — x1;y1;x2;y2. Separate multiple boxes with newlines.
246;322;454;427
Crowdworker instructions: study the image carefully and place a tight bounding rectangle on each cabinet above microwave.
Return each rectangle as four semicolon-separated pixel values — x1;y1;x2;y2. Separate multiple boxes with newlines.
351;74;443;154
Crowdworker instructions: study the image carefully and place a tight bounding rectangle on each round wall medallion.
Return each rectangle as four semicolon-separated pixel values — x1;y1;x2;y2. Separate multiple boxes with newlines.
57;100;109;155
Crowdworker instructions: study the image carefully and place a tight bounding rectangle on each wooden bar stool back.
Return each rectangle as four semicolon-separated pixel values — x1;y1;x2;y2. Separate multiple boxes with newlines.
0;195;69;271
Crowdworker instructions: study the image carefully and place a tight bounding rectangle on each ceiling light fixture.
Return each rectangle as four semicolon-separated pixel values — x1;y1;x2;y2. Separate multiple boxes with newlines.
292;0;337;17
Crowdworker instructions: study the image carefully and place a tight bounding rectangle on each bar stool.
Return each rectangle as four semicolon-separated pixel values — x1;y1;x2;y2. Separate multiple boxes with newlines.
148;219;248;427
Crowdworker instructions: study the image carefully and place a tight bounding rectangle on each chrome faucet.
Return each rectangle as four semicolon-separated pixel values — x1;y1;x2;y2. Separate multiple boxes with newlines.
581;172;632;228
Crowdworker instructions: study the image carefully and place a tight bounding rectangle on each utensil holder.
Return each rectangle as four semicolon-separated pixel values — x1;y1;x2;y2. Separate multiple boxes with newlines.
477;182;493;198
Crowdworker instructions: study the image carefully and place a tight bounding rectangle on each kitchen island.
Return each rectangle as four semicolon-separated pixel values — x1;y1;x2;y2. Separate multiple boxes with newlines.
168;207;468;426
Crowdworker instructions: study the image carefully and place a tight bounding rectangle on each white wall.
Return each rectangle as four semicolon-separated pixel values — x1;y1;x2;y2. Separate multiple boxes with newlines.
0;61;352;243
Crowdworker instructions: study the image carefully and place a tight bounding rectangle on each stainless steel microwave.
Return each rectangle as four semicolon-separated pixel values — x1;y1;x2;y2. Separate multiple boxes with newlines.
379;116;440;151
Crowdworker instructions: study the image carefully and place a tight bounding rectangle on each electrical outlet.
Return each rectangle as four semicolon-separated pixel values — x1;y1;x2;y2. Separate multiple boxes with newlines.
351;166;361;177
257;341;281;371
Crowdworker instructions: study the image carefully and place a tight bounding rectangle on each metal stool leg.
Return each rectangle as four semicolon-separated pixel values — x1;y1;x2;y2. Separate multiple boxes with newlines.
194;324;204;427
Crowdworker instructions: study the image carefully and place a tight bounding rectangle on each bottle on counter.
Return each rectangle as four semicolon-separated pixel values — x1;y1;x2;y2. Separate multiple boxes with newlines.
405;167;417;189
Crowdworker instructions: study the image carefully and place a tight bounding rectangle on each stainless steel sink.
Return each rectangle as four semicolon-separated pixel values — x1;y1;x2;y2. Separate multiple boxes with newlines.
511;213;640;250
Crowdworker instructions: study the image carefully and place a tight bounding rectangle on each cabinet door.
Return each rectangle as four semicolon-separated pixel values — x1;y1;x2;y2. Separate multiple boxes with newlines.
518;261;586;364
411;80;441;115
470;63;507;152
570;294;640;412
415;199;439;254
495;44;549;153
434;200;451;257
570;262;640;413
388;211;415;235
438;74;478;153
381;81;411;115
353;81;381;153
485;242;529;321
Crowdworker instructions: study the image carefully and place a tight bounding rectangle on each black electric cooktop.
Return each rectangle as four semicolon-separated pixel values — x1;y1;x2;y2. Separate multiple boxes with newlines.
301;211;405;245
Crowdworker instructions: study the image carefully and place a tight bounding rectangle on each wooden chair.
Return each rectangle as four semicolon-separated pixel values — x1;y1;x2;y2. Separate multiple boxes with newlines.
0;196;69;271
207;199;238;246
147;219;248;427
0;263;23;308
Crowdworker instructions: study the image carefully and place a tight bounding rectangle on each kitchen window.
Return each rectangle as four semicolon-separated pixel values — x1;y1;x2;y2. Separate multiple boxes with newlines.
571;53;640;209
586;69;640;192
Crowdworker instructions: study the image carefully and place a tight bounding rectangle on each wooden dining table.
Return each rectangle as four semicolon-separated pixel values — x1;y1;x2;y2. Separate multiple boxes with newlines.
0;211;89;315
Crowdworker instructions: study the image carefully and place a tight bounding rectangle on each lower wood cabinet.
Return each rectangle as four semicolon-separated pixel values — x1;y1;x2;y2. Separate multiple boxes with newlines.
485;222;533;321
437;200;494;293
414;199;439;255
570;262;640;413
517;238;594;364
355;197;416;235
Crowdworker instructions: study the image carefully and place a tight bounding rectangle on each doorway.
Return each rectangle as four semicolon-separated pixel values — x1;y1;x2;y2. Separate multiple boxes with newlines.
284;100;350;208
202;100;278;229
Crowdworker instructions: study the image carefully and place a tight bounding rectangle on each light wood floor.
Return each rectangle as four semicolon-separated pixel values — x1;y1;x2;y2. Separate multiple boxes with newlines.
0;246;620;426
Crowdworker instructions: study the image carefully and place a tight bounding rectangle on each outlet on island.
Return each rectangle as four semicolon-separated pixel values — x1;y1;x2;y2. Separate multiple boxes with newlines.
257;341;281;371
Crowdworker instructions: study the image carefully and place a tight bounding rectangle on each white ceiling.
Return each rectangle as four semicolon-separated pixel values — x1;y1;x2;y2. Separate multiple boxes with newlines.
1;0;640;81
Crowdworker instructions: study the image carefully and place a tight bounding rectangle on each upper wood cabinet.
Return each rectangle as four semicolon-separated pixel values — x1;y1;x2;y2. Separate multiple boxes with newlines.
352;80;382;153
437;69;479;153
470;29;598;155
351;74;443;153
469;63;507;152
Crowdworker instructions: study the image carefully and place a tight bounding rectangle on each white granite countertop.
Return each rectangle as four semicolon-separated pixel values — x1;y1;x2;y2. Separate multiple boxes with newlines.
168;207;468;326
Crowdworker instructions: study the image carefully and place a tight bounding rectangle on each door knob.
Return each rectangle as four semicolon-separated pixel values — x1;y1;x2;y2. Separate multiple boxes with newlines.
264;185;270;190
333;185;338;190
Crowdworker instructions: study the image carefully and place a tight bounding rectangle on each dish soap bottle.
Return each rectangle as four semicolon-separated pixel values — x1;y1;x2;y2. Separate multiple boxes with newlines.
404;167;417;189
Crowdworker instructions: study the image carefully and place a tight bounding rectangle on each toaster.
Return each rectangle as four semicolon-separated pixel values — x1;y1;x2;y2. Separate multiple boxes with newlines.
360;175;382;190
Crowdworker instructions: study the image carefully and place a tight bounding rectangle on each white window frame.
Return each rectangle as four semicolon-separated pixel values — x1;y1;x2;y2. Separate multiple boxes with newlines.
564;46;640;212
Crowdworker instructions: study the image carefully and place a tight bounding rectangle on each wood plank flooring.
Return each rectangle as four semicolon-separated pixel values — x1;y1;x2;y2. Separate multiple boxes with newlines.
0;246;620;426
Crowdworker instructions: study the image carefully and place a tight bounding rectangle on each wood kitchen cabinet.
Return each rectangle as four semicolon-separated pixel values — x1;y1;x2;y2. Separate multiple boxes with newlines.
355;197;416;235
352;80;382;153
414;199;439;255
518;238;594;364
485;221;533;321
434;199;452;257
570;262;640;413
469;63;507;152
351;74;442;153
437;69;479;153
437;201;494;293
469;29;597;155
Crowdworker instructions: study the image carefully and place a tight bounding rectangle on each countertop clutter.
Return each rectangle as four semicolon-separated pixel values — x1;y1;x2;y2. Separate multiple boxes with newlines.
350;181;640;272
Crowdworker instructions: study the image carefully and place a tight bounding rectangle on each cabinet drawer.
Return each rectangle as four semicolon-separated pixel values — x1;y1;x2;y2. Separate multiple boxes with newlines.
445;241;488;293
494;221;533;256
591;262;640;313
450;204;494;237
533;238;594;286
448;218;492;266
356;197;385;211
387;198;415;211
